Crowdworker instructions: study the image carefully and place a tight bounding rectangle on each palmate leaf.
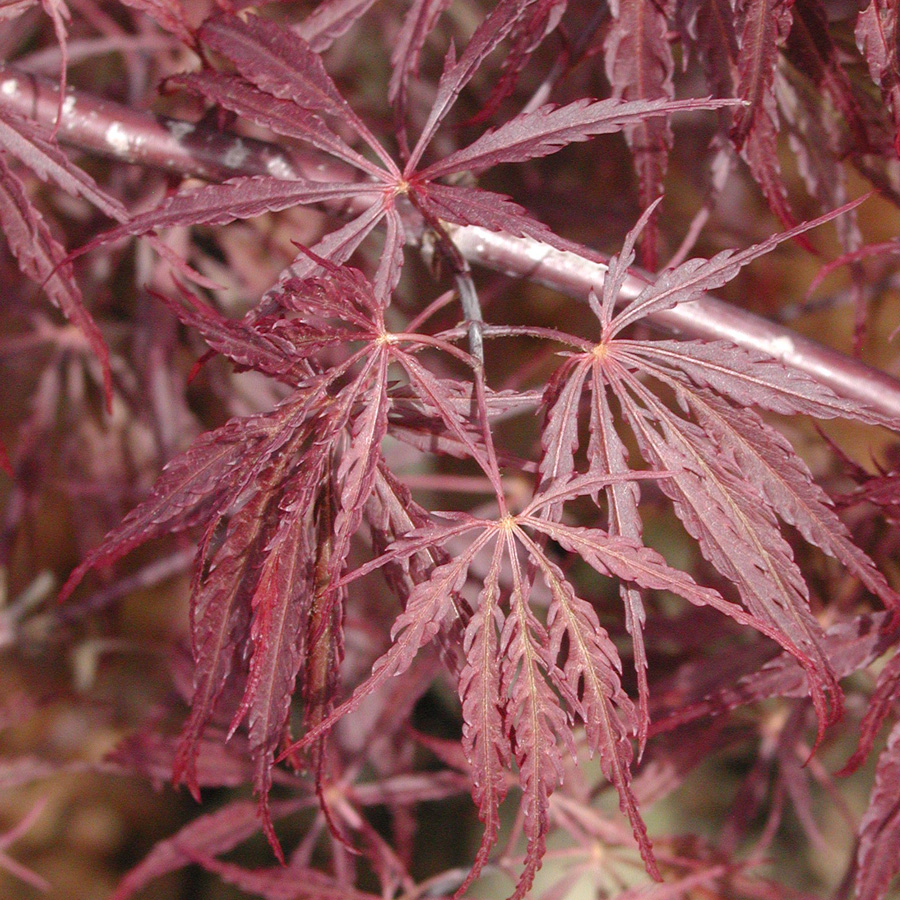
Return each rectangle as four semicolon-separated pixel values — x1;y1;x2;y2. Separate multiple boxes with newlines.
284;471;750;896
537;199;896;746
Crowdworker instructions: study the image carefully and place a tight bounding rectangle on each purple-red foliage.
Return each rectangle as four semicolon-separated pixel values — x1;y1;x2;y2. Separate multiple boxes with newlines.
1;1;900;899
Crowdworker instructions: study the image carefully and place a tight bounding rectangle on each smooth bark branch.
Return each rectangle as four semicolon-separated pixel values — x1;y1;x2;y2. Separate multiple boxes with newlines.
3;66;900;422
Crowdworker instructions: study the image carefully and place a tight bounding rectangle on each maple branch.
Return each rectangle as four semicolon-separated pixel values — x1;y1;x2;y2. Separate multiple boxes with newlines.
3;66;900;421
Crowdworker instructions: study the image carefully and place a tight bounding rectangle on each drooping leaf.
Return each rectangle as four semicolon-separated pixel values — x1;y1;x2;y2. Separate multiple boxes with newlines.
454;541;509;897
856;0;900;155
230;478;316;856
499;530;570;899
59;397;313;603
530;543;657;878
614;372;841;734
856;719;900;900
467;0;567;127
838;649;900;775
730;0;800;229
604;0;675;268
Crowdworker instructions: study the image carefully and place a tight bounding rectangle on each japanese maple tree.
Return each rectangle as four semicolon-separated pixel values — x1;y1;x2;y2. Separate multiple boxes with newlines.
1;1;900;899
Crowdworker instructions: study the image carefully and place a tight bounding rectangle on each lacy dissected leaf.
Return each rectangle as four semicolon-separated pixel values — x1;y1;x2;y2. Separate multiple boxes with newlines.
632;379;896;606
531;545;657;878
613;372;841;732
524;514;752;624
172;505;263;797
406;0;548;170
263;200;398;305
785;0;871;153
94;176;382;239
587;367;651;751
839;649;900;775
651;611;898;734
856;0;900;152
618;337;893;425
413;181;573;252
607;197;865;338
174;421;316;798
856;718;900;900
455;542;509;897
59;397;313;602
467;0;566;127
153;287;316;384
730;0;799;228
227;474;318;854
330;356;390;585
539;356;589;505
285;479;692;893
499;531;571;899
731;0;793;145
678;0;738;103
421;97;736;180
168;72;383;175
776;70;861;266
604;0;675;267
389;0;453;131
286;537;485;756
199;13;395;172
0;107;126;221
